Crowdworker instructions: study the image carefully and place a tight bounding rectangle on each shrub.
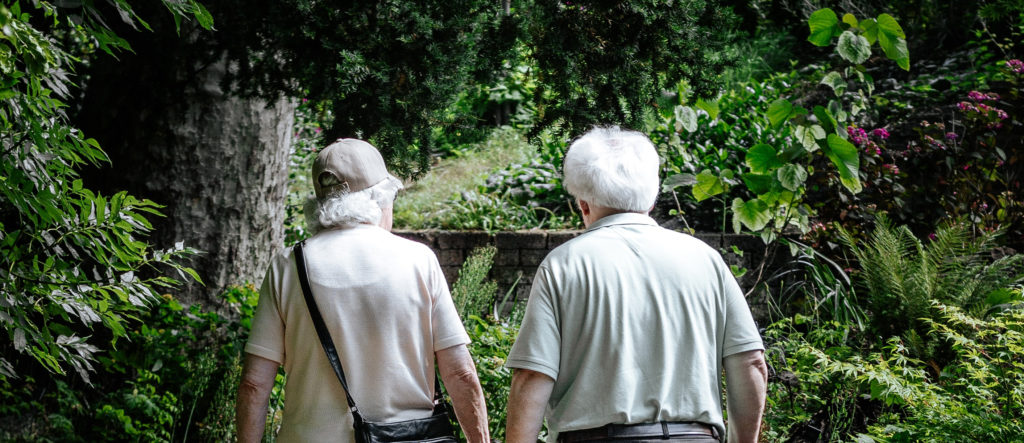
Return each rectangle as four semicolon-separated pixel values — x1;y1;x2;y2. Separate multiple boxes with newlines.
764;303;1024;441
0;284;264;442
450;246;526;442
839;216;1024;354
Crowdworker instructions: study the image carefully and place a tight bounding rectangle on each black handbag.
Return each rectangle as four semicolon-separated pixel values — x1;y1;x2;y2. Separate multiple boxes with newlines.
294;242;459;443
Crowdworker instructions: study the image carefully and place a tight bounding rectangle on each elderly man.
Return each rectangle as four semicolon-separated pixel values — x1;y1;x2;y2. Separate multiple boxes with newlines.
237;139;489;443
505;127;767;443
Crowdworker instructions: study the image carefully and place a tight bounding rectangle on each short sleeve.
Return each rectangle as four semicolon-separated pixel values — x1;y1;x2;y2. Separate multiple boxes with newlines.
244;257;286;364
506;266;561;380
429;252;471;351
719;259;764;358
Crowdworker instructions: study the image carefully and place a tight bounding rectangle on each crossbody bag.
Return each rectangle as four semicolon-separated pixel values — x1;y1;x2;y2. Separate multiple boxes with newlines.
294;242;458;443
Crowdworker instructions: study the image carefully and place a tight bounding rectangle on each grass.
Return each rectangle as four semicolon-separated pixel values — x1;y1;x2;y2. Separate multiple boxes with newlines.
393;128;537;229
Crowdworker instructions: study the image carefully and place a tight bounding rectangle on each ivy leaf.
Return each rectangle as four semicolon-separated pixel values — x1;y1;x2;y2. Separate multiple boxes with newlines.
745;144;782;174
860;18;879;45
837;31;871;64
820;71;847;96
825;134;862;193
776;164;808;192
767;99;793;129
808;8;840;46
661;173;697;193
692;170;726;202
732;198;772;232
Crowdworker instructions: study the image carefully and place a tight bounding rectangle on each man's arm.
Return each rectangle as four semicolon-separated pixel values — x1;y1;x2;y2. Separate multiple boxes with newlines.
436;344;490;443
724;349;768;443
237;353;280;443
506;368;554;443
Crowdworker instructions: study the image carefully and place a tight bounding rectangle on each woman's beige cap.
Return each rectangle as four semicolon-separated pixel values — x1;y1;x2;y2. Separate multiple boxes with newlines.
312;139;391;198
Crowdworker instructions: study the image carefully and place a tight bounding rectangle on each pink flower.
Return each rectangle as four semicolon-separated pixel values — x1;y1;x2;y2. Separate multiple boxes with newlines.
871;128;890;140
928;233;937;241
945;132;958;140
847;126;868;146
968;91;986;101
1007;59;1024;73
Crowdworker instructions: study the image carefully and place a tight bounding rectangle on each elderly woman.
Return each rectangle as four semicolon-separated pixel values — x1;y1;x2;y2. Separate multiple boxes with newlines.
237;139;489;443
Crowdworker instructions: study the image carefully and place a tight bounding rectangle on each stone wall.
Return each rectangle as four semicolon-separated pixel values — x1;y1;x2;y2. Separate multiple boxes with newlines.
393;230;768;303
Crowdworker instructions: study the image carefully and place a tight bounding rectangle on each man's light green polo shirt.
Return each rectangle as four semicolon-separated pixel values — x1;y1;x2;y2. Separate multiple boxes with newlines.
507;213;764;440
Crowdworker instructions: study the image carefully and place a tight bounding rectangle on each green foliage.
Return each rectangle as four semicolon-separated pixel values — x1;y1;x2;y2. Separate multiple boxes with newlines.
523;0;738;137
450;246;525;442
840;217;1024;354
452;247;499;319
765;243;867;331
662;9;913;243
765;304;1024;441
220;0;514;177
0;284;262;441
0;1;209;382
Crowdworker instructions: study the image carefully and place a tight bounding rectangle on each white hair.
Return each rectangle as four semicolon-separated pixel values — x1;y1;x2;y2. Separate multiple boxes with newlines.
562;126;660;212
305;176;403;234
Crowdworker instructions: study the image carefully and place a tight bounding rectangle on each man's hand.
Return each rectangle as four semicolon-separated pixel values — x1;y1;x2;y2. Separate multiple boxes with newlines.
437;345;490;443
237;353;280;443
724;350;768;443
506;368;555;443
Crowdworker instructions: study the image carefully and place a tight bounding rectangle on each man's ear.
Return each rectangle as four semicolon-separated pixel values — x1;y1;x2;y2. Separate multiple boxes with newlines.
577;199;590;216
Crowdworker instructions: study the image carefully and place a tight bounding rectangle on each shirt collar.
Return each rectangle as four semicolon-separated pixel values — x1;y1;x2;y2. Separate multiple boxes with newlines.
585;212;658;232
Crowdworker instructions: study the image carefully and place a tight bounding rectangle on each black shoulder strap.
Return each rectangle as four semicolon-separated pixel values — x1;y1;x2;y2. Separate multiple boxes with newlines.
294;242;363;423
295;241;449;421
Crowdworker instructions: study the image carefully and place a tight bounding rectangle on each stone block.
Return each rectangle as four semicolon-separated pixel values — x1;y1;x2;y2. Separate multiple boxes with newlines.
491;266;527;286
441;265;460;288
439;249;465;267
393;230;437;249
547;230;582;249
437;231;493;250
495;231;548;250
520;249;550;266
493;249;520;266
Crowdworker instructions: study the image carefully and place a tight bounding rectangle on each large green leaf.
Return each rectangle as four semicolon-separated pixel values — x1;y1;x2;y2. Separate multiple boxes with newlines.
692;170;726;202
825;133;862;193
842;13;859;28
820;71;846;96
876;14;906;38
776;164;808;192
732;198;772;232
695;98;720;120
876;14;910;70
813;105;837;134
767;98;793;129
836;31;871;64
860;18;879;44
745;144;782;174
674;105;697;132
741;173;774;195
808;8;840;46
662;173;697;192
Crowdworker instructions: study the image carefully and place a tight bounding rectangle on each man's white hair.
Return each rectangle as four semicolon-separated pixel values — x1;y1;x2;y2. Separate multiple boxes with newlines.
562;126;660;212
304;176;403;234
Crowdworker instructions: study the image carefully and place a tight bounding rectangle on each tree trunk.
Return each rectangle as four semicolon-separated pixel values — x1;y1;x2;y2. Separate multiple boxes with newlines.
76;36;294;309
